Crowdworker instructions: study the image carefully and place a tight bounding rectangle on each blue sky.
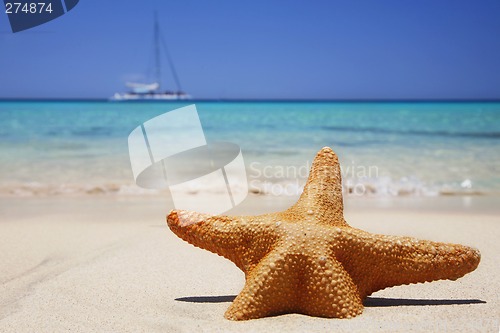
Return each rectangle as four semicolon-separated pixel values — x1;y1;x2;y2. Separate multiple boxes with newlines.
1;0;499;99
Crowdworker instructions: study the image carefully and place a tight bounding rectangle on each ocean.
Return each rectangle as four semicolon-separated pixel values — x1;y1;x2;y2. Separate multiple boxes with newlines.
0;101;499;198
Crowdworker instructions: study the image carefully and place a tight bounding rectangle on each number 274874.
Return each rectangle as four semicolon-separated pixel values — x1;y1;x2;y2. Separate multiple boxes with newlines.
5;2;53;14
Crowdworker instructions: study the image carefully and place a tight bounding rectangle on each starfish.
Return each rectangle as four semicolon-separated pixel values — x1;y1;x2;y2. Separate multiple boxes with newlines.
167;147;480;320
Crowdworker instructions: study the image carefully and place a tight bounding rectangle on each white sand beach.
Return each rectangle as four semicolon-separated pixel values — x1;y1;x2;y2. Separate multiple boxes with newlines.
0;195;498;332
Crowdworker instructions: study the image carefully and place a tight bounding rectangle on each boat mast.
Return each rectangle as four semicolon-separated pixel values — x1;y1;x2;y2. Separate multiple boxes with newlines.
154;11;161;91
160;33;183;92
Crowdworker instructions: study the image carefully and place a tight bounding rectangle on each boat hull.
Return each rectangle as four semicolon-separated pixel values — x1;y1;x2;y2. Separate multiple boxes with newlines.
110;93;192;101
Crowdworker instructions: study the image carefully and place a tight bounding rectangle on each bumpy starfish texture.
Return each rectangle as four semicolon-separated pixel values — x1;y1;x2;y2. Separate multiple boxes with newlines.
167;147;480;320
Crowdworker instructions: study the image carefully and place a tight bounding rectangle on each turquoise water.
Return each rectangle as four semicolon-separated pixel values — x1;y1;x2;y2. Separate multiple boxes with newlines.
0;101;499;197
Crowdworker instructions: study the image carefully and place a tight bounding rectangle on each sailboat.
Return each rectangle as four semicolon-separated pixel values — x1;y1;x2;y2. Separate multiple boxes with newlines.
111;13;191;101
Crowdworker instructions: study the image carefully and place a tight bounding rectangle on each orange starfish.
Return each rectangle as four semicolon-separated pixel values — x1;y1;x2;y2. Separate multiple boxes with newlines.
167;147;480;320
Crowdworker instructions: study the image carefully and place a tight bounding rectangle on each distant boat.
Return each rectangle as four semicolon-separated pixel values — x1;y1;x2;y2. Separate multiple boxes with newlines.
111;12;191;101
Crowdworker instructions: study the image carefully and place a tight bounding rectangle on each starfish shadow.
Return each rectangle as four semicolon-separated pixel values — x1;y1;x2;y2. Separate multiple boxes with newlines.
364;297;486;307
175;295;237;303
175;295;486;307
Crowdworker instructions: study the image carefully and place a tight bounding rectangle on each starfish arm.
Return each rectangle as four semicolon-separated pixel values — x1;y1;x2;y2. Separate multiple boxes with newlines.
335;228;481;298
167;210;278;272
287;147;347;226
298;256;363;319
224;251;300;320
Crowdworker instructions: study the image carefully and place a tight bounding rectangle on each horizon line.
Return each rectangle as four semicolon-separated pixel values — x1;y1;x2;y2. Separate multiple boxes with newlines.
1;98;500;103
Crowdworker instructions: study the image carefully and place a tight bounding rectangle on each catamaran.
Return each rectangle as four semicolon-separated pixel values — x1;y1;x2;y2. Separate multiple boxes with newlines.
111;13;191;101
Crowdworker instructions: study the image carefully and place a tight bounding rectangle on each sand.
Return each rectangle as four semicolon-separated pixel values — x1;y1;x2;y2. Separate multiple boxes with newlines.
0;195;499;332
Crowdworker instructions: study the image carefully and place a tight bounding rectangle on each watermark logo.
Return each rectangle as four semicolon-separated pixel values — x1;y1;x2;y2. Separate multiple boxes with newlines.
128;105;248;216
248;160;380;197
3;0;79;33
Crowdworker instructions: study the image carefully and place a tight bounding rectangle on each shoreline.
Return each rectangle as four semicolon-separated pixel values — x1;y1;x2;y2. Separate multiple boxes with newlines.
1;191;500;211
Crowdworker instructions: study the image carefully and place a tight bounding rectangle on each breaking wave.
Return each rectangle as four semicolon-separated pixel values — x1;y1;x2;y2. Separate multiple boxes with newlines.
0;177;488;198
